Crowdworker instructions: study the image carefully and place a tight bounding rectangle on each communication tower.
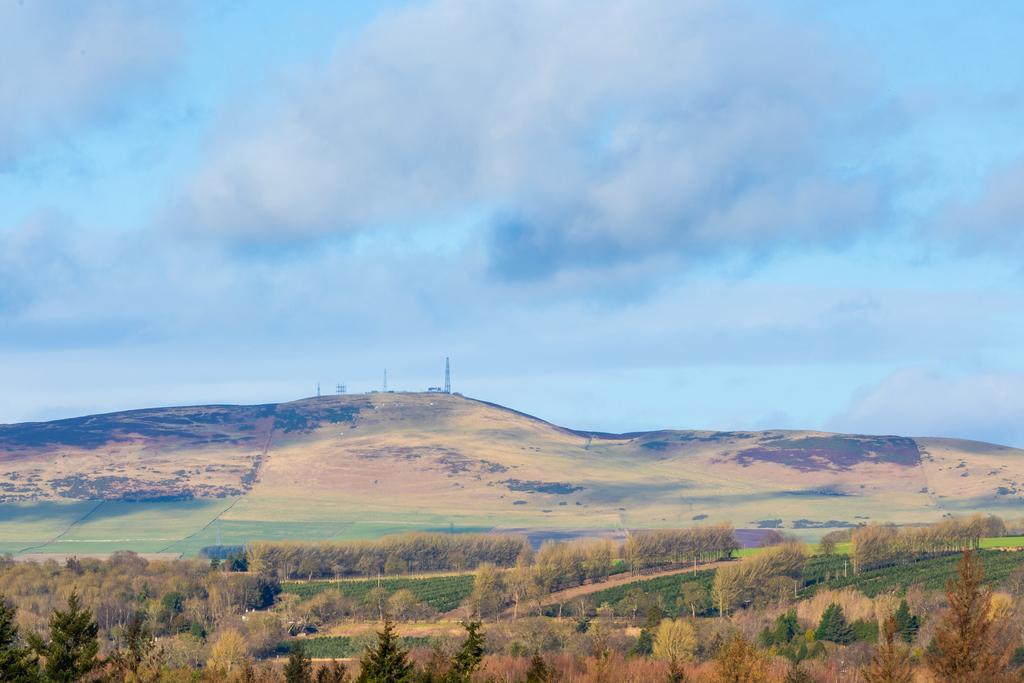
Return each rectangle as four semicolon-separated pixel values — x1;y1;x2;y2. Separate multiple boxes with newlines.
383;369;388;392
444;357;451;394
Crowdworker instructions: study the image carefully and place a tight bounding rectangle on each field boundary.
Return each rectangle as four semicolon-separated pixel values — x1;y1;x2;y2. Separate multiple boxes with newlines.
17;500;106;554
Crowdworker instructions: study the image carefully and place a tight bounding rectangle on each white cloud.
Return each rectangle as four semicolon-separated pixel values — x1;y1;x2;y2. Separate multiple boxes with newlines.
934;160;1024;255
175;0;887;276
0;2;179;164
830;368;1024;447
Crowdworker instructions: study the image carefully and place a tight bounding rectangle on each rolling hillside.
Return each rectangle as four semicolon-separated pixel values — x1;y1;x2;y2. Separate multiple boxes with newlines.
1;392;1022;556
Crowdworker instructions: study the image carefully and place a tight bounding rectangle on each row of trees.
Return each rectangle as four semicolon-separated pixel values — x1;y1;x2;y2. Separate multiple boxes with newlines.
623;525;740;573
712;542;806;616
247;524;742;584
247;534;530;580
851;514;1002;572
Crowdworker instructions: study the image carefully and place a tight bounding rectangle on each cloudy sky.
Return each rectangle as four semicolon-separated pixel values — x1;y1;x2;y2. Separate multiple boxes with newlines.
2;1;1023;445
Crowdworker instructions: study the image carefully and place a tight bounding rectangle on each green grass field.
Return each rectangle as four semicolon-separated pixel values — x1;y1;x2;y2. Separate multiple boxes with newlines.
0;498;495;557
0;499;236;555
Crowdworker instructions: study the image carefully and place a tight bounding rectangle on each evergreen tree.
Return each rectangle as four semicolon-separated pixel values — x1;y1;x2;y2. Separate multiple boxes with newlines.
524;652;551;683
444;620;485;683
285;640;314;683
630;628;654;656
29;589;98;683
316;660;350;683
357;618;414;683
759;610;800;647
862;616;913;683
630;602;662;656
926;549;1014;682
0;595;38;683
107;612;162;682
891;599;919;644
815;603;854;644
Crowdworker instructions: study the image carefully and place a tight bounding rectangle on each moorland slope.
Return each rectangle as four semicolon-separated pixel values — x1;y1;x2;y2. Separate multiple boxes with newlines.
1;392;1021;555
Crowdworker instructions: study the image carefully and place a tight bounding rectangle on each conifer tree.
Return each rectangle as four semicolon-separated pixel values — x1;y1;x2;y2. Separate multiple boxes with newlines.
759;610;800;647
444;620;485;683
0;595;38;683
862;616;914;683
891;599;919;644
316;660;350;683
357;618;414;683
285;640;314;683
926;549;1014;682
29;590;98;683
524;652;551;683
108;611;162;682
815;603;854;644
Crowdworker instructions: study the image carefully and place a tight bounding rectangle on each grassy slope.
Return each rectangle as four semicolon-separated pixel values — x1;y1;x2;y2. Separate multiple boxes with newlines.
3;392;1024;555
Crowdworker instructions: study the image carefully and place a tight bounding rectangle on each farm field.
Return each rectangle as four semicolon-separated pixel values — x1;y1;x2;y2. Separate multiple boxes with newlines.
799;549;1024;598
4;392;1024;556
274;635;433;660
281;575;476;612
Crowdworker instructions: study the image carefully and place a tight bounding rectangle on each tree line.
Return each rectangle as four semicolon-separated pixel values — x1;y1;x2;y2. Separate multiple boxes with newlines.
851;514;1004;572
247;524;741;587
3;548;1018;681
623;525;740;573
247;534;530;580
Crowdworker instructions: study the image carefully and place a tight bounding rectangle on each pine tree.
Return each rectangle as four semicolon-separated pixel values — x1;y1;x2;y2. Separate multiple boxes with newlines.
862;616;914;683
524;652;551;683
285;640;314;683
926;549;1014;682
357;618;414;683
759;610;800;647
444;620;485;683
0;595;38;683
815;603;854;644
316;660;350;683
107;612;162;681
891;599;919;644
631;628;654;656
29;589;98;683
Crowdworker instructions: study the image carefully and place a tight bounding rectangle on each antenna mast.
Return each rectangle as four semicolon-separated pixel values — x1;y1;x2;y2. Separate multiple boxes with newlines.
316;382;321;398
383;369;388;392
444;357;451;394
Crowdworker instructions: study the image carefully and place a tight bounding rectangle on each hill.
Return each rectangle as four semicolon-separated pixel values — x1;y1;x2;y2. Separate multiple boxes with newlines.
1;392;1022;556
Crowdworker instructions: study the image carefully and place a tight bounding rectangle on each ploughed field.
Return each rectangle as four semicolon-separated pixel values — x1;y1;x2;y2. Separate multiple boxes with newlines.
2;392;1023;555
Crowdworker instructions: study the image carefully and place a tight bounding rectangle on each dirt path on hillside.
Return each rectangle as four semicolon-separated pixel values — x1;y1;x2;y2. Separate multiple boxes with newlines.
496;559;734;618
543;561;731;604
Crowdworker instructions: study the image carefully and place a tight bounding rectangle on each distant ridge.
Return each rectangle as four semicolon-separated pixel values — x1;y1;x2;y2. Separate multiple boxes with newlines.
1;392;1022;551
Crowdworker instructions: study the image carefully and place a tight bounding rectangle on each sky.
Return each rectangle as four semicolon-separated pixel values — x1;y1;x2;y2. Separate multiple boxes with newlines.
2;1;1024;446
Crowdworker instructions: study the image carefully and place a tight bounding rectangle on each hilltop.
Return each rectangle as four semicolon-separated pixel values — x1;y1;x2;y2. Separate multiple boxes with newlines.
1;392;1022;555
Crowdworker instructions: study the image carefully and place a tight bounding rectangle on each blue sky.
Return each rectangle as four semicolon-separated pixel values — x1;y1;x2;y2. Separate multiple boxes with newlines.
2;1;1024;446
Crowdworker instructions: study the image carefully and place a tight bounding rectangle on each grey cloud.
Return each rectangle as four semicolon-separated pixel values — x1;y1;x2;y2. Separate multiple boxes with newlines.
176;0;888;277
0;2;180;165
829;369;1024;447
